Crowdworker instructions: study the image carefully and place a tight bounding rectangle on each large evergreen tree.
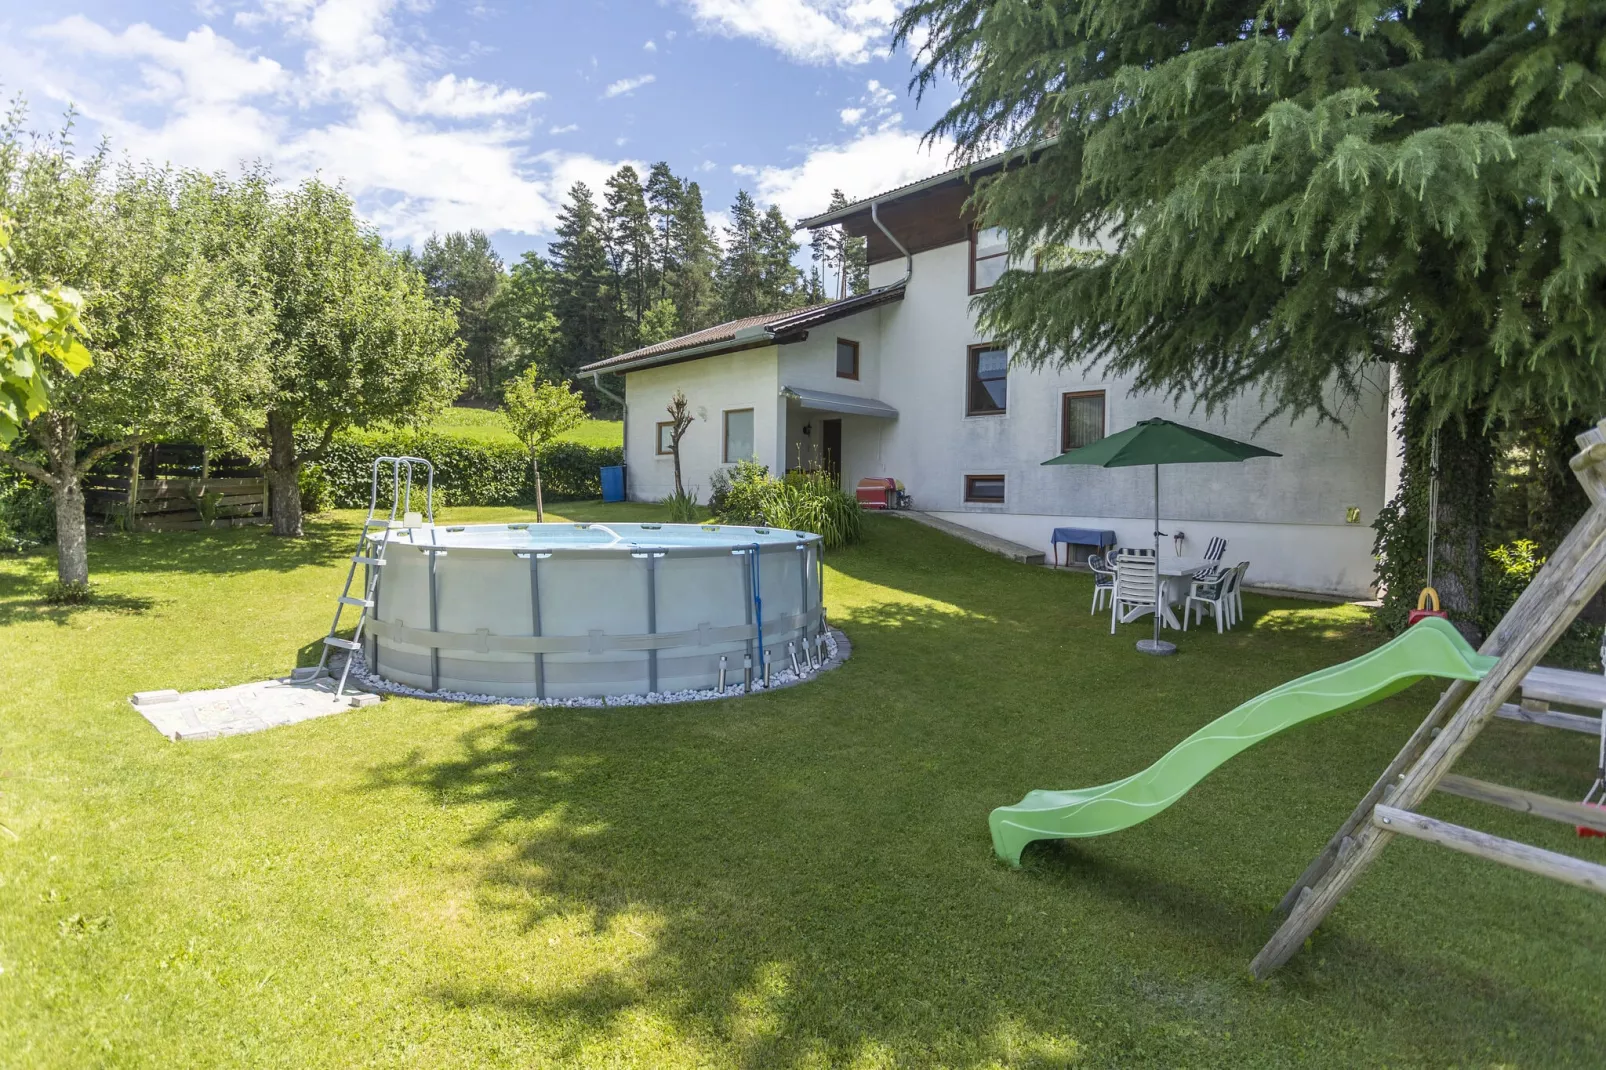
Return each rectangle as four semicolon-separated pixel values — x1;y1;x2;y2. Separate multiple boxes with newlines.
644;162;682;305
718;190;765;319
602;165;653;350
897;0;1606;624
417;229;504;398
810;189;869;299
758;204;807;311
669;179;720;331
548;182;611;377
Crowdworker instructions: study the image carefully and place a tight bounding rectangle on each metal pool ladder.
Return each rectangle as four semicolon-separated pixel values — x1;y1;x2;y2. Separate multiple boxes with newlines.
294;456;435;696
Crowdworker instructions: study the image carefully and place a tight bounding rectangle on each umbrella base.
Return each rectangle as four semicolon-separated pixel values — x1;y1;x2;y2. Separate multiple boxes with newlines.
1136;638;1177;657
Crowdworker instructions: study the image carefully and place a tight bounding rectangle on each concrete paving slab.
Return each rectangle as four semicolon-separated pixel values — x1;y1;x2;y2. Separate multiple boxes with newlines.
129;675;380;741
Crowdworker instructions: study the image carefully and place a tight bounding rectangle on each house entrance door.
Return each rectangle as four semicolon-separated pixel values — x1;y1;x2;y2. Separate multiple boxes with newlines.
822;419;842;480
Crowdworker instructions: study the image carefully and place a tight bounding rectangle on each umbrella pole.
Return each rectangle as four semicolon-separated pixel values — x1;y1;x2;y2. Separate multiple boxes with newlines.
1139;462;1177;656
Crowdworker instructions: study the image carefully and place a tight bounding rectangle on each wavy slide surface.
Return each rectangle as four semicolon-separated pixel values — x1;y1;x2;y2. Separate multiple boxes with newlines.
990;617;1497;866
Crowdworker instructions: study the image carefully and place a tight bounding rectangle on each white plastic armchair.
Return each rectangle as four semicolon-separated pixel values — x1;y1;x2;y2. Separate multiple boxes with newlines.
1111;555;1159;635
1088;553;1117;615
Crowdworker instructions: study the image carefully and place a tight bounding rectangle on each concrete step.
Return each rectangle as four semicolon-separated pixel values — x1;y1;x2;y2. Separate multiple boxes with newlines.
889;510;1046;566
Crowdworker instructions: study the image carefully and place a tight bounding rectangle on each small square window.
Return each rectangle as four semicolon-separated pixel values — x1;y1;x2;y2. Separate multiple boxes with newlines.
1061;391;1106;453
967;344;1008;416
723;408;755;463
656;421;676;455
964;474;1006;504
836;338;859;380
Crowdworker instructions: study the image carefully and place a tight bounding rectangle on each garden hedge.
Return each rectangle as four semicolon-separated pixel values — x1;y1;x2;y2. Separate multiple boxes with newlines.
313;429;623;509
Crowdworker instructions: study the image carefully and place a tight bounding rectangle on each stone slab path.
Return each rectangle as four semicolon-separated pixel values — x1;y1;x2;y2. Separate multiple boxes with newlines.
130;675;379;741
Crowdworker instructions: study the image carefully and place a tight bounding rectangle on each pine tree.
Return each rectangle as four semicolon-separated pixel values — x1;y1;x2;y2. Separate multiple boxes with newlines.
897;0;1606;627
548;182;611;379
602;165;653;351
812;190;868;299
758;205;806;311
644;162;682;304
718;190;765;320
669;180;720;331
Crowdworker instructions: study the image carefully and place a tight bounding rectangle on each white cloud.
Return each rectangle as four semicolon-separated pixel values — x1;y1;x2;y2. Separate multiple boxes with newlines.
602;73;656;99
11;4;621;245
730;163;758;176
415;74;544;118
838;107;864;125
839;78;901;134
680;0;900;65
643;39;657;51
743;126;955;220
549;123;579;134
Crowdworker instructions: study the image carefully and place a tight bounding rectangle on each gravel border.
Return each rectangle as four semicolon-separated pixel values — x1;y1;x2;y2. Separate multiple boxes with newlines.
335;627;852;709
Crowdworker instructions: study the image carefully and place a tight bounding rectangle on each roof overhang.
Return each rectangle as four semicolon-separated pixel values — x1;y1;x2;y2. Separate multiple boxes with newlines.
781;385;898;419
582;281;906;376
795;139;1055;231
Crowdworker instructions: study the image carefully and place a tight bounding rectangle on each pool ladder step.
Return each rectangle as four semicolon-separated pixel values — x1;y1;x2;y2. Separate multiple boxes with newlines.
338;596;374;608
323;636;362;651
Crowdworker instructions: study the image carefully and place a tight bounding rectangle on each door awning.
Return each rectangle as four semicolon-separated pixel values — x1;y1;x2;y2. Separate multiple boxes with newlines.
780;385;898;419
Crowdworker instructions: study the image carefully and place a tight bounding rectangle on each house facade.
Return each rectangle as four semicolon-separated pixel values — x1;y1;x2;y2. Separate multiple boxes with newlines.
583;157;1392;599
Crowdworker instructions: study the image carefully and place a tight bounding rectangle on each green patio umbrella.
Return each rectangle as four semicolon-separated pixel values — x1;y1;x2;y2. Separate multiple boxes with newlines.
1044;418;1280;656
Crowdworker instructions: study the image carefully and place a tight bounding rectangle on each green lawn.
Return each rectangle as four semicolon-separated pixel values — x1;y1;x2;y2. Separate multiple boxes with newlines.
427;406;622;449
2;508;1603;1067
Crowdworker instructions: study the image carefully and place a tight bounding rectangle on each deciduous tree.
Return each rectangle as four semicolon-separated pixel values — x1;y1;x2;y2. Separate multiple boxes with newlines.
499;370;586;521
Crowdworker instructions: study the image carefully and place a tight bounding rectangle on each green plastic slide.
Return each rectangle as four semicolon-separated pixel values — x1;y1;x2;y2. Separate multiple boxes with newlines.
990;617;1498;866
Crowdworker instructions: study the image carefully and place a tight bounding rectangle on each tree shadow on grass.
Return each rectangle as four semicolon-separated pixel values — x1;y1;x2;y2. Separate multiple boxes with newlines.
0;564;160;626
362;585;1605;1066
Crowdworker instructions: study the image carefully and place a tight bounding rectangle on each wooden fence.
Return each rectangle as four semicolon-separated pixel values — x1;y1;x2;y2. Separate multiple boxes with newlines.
84;443;270;532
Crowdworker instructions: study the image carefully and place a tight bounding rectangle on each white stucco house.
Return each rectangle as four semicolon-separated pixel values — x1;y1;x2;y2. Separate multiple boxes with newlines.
582;154;1392;599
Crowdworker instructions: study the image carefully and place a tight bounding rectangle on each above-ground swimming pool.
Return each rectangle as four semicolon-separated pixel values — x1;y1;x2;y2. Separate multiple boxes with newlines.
361;522;824;699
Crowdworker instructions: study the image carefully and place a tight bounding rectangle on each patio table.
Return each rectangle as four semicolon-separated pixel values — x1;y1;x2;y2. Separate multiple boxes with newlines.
1116;556;1208;630
1051;526;1118;567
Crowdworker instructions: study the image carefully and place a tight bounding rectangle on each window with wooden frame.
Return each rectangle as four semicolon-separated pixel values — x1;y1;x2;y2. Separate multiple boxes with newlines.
967;344;1008;416
964;474;1006;504
722;408;755;463
656;421;676;455
1061;390;1106;453
835;338;860;380
970;225;1009;293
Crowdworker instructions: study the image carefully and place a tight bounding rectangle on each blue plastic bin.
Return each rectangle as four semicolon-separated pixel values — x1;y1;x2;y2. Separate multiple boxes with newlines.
600;465;626;503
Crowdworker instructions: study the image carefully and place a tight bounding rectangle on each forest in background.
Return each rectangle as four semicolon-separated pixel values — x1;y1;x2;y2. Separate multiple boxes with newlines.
410;163;868;412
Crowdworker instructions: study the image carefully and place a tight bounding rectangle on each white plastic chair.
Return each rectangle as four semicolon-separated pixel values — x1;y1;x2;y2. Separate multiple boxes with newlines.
1111;555;1159;635
1088;553;1116;614
1185;562;1248;632
1203;536;1227;563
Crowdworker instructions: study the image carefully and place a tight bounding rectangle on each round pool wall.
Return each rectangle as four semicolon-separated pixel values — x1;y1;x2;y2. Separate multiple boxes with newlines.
363;522;824;699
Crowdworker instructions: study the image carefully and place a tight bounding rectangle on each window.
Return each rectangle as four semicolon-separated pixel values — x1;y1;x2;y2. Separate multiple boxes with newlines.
723;408;755;463
970;225;1009;293
1061;391;1106;453
967;344;1008;416
656;421;676;456
835;338;859;380
964;474;1006;504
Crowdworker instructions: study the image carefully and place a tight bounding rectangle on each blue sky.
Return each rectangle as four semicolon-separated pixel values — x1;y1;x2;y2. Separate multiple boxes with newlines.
0;0;959;261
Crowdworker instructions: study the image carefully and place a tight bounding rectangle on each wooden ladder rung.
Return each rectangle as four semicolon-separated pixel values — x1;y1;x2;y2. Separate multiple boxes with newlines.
1494;701;1601;735
1435;774;1606;834
1372;805;1606;895
1521;665;1606;708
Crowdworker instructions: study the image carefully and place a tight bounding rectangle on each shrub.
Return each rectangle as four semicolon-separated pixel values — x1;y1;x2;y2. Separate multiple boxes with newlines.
314;429;623;510
44;579;92;604
0;471;55;552
1480;539;1601;669
708;461;863;549
663;487;700;523
298;464;334;516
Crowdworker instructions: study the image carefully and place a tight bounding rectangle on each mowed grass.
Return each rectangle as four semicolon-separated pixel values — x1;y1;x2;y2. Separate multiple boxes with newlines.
426;406;623;448
2;506;1604;1067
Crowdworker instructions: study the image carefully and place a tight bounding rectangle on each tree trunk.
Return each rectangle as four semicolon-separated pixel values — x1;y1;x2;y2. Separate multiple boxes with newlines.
28;412;89;587
532;452;545;523
52;476;90;586
1377;379;1496;640
264;410;304;537
672;442;684;497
